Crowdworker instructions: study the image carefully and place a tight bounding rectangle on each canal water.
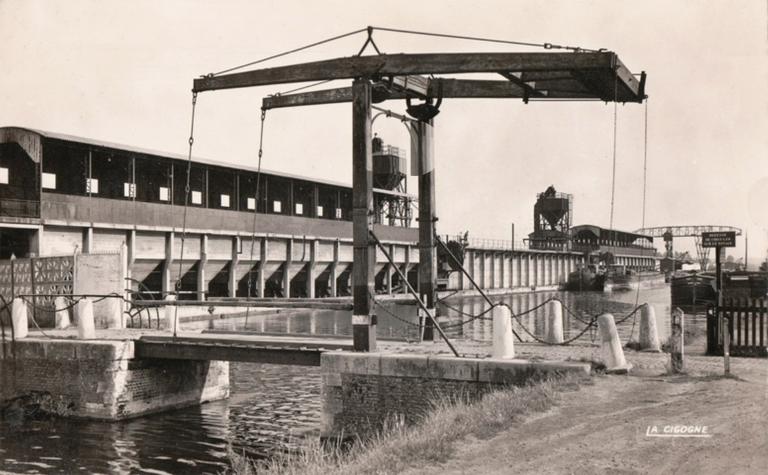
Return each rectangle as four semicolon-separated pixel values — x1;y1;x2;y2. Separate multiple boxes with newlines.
0;285;682;474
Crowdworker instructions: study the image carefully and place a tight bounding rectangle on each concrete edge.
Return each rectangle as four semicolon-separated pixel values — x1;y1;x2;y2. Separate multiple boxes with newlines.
320;352;591;384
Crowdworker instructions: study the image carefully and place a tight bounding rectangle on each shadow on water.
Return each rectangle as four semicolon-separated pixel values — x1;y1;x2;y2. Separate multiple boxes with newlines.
2;285;688;473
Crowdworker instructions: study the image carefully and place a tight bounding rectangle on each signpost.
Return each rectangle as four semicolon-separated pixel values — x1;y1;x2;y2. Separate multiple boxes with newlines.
701;231;736;374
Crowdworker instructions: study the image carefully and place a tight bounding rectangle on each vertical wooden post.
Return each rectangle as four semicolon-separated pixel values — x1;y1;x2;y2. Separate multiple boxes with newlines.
412;120;437;341
351;78;376;352
716;246;729;374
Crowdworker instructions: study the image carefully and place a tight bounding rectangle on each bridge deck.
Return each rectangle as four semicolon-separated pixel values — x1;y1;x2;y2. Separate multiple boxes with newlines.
135;333;353;366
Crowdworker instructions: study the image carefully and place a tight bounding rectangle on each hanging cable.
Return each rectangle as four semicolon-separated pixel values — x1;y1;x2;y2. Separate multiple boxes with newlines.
210;28;368;76
608;73;618;231
244;108;267;326
173;91;198;337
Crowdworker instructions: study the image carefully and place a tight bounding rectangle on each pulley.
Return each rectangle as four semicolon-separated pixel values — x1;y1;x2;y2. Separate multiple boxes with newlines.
406;80;443;122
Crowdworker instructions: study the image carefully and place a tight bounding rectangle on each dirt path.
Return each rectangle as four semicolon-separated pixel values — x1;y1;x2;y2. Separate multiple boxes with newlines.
403;351;767;475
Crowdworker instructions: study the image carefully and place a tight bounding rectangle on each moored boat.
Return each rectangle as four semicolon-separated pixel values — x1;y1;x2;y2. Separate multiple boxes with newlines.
671;271;716;308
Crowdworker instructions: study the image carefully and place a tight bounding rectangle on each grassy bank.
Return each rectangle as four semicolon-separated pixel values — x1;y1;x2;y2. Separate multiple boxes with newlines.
230;375;583;475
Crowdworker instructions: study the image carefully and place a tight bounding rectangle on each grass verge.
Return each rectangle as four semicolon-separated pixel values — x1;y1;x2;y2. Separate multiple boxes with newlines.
230;374;582;475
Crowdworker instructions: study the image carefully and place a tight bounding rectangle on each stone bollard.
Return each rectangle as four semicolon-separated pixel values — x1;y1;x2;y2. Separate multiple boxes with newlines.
11;298;29;339
597;313;631;373
76;298;96;339
546;299;564;344
165;295;178;333
54;296;70;329
492;304;515;359
638;303;661;351
670;307;685;373
105;297;124;330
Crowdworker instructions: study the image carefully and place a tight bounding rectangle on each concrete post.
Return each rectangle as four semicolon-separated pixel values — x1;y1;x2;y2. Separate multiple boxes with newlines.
126;230;136;288
258;236;268;298
164;294;178;333
197;234;208;301
670;307;685;373
306;239;317;299
162;231;174;297
639;303;661;351
105;297;124;330
492;305;515;359
597;313;630;373
228;236;239;297
331;239;339;297
11;298;28;339
54;296;70;329
546;299;564;343
283;238;293;298
83;226;94;254
76;298;96;339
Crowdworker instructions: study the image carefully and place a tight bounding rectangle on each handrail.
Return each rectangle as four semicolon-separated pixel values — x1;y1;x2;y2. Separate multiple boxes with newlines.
369;230;460;357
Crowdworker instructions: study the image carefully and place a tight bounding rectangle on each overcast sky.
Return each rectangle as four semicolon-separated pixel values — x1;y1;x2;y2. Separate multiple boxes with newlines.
1;0;766;264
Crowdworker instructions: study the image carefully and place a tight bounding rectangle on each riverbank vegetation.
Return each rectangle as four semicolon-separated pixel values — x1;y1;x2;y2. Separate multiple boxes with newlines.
229;375;583;475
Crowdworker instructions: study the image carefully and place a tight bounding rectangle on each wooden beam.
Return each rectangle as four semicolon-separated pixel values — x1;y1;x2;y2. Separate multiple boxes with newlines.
351;78;376;352
263;79;529;109
196;52;642;101
498;72;546;101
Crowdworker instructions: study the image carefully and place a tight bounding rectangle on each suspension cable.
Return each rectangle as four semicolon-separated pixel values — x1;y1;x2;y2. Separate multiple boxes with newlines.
608;73;618;230
208;25;603;79
173;91;198;337
370;26;602;53
244;108;268;325
210;28;368;77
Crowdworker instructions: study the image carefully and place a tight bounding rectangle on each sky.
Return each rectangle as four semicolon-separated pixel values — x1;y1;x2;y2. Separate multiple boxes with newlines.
1;0;766;265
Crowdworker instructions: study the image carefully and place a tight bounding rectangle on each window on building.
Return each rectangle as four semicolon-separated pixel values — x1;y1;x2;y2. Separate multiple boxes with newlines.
317;206;323;217
335;208;342;219
295;203;303;215
0;167;8;184
247;197;256;210
42;172;57;190
220;194;230;208
159;186;169;201
191;191;202;205
273;200;282;213
123;182;136;198
86;178;99;194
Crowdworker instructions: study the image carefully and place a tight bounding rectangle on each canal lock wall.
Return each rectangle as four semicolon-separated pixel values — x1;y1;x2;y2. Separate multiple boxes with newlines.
320;352;591;439
0;338;229;420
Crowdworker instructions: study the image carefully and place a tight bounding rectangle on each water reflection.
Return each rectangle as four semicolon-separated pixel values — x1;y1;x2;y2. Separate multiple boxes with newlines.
1;285;676;473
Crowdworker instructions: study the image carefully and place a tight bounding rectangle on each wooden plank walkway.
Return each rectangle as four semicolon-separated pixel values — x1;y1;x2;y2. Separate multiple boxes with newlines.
135;333;353;366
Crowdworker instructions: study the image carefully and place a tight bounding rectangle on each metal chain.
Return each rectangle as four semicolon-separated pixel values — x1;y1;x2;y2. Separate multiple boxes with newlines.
245;108;268;325
172;91;198;337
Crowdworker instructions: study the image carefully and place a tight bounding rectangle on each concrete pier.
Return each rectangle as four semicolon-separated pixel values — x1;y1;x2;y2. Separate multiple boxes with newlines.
0;338;229;419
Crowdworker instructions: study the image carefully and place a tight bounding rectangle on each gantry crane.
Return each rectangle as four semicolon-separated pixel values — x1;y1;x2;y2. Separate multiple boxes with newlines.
635;225;742;270
193;27;647;351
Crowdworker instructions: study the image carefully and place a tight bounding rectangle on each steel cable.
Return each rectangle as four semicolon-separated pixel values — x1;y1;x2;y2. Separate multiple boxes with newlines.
370;26;601;53
210;28;368;77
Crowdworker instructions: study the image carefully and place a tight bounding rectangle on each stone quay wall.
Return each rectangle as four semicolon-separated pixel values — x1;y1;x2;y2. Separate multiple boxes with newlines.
0;338;228;420
320;352;590;439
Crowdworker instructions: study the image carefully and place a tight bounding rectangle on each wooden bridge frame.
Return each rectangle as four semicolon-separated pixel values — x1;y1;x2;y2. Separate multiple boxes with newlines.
193;50;646;351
